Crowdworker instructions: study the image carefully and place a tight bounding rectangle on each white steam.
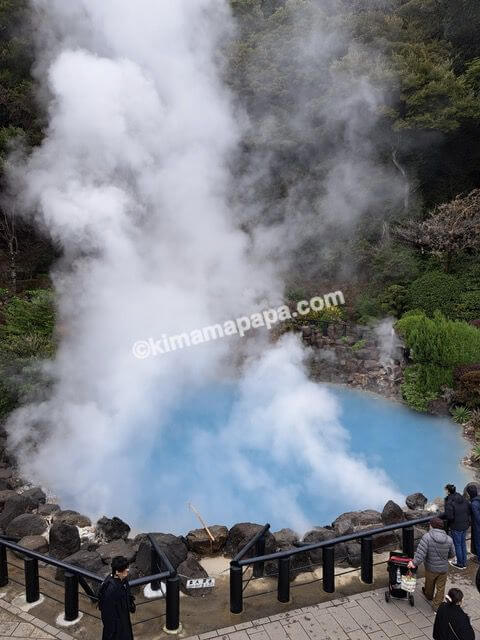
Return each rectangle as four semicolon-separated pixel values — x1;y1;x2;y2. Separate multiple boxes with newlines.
375;318;404;369
6;0;405;532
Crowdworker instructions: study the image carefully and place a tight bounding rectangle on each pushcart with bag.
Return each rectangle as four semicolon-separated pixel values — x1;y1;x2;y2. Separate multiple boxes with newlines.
384;551;416;606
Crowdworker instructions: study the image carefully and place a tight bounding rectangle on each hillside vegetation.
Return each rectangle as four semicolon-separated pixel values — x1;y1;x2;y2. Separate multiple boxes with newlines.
0;0;479;416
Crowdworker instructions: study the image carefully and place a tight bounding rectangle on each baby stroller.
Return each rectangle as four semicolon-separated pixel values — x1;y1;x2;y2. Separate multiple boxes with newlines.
384;551;416;606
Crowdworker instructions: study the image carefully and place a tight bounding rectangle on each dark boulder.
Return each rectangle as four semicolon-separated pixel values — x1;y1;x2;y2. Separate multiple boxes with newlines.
0;490;19;509
224;523;275;559
97;539;137;565
332;510;382;536
302;528;348;565
265;529;309;580
96;516;130;542
332;513;357;536
14;535;48;559
53;510;91;527
0;468;13;481
37;503;61;516
406;493;428;510
353;524;398;551
0;468;21;490
186;525;228;556
0;494;35;530
55;549;107;581
49;522;81;559
6;514;48;539
404;510;431;529
177;553;211;597
22;487;46;507
136;533;188;574
382;501;405;526
427;399;451;416
273;528;299;548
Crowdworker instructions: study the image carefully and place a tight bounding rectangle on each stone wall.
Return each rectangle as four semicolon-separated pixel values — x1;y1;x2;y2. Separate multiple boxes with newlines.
299;323;406;400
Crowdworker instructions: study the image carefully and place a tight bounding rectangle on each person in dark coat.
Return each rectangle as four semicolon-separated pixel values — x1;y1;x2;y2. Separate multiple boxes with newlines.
98;555;135;640
433;588;475;640
442;484;471;569
466;485;480;562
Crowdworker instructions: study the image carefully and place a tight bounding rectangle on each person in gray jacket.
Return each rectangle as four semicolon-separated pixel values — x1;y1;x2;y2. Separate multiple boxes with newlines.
408;517;455;611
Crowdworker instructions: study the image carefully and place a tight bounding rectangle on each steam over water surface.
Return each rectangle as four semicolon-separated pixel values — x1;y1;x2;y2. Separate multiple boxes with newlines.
81;384;471;534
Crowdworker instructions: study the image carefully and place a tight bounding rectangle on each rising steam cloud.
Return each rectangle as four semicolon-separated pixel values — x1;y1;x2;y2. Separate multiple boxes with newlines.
6;0;405;533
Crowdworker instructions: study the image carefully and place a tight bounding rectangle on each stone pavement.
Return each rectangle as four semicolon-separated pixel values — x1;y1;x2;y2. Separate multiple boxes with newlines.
189;576;479;640
0;597;73;640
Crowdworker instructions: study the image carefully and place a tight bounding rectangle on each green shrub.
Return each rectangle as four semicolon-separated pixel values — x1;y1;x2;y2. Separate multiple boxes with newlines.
407;271;463;317
0;289;55;420
0;382;17;420
352;339;366;351
371;246;422;286
401;365;438;412
396;311;480;367
354;293;382;324
451;406;472;424
453;291;480;322
378;285;409;317
1;290;55;339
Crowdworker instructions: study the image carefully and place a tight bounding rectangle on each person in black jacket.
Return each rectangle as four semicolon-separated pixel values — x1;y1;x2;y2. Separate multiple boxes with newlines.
433;588;475;640
466;485;480;562
98;556;135;640
442;484;471;569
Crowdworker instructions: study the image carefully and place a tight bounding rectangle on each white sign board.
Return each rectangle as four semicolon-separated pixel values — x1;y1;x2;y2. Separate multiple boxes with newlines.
186;578;215;589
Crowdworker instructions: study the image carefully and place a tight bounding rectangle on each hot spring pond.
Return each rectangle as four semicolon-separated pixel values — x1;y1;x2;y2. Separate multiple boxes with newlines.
131;384;472;534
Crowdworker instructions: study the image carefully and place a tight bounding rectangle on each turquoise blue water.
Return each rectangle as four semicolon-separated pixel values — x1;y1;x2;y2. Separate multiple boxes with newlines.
136;384;472;533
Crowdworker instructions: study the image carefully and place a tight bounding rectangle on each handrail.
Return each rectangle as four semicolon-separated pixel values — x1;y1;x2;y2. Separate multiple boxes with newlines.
0;534;171;586
235;516;432;566
229;514;440;614
0;537;104;581
147;533;176;576
129;571;170;587
232;523;271;564
0;532;181;632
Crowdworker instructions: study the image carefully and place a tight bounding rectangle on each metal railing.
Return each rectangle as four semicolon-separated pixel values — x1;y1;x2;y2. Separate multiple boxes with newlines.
0;532;181;633
230;516;461;614
147;533;180;632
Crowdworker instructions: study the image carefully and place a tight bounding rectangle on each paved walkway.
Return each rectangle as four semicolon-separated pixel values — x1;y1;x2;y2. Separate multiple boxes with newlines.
0;597;73;640
0;569;478;640
188;576;479;640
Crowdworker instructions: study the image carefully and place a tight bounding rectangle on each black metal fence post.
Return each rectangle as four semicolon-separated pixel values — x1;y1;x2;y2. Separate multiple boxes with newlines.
64;572;79;621
277;556;290;603
323;546;335;593
24;557;39;603
0;545;8;587
230;563;243;614
361;537;373;584
253;535;265;578
402;527;414;558
164;574;180;632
